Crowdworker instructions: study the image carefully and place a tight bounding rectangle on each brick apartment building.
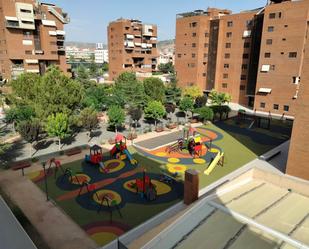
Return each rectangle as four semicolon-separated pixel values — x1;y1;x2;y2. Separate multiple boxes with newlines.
108;19;158;80
0;0;70;82
175;0;309;116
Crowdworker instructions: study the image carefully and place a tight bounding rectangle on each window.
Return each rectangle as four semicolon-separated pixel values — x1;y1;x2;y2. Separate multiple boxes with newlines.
192;32;197;37
21;9;32;13
242;64;248;70
270;65;275;71
264;52;271;58
25;50;32;55
177;54;181;58
268;26;274;32
227;21;233;27
292;76;300;84
279;12;282;18
244;42;250;48
204;43;209;48
260;102;265;108
204;53;208;58
23;31;31;38
204;32;209;37
246;20;253;27
282;38;286;41
273;104;279;110
240;85;246;91
269;13;276;19
242;54;249;59
202;73;206;77
125;26;130;30
192;53;196;58
241;75;247;80
225;53;230;59
192;43;196;48
224;64;229;68
222;83;228;88
266;39;272;45
225;43;231;48
226;32;232;38
284;25;288;28
51;51;57;54
284;105;289;112
190;22;197;27
223;73;228;79
289;52;297;58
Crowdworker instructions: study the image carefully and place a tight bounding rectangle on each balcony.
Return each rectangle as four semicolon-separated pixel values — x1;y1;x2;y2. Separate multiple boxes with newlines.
5;17;20;29
34;50;44;55
47;6;70;24
58;46;65;51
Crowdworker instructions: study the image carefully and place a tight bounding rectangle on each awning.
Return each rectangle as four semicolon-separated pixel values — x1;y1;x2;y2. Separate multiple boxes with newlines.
56;30;66;35
135;42;141;46
25;59;38;64
243;30;251;38
126;34;134;39
258;88;272;93
5;16;18;21
42;19;56;27
26;69;40;73
48;31;57;36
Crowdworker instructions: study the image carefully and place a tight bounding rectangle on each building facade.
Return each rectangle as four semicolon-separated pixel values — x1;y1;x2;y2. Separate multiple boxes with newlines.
175;0;309;116
95;43;108;64
108;19;158;80
0;0;70;81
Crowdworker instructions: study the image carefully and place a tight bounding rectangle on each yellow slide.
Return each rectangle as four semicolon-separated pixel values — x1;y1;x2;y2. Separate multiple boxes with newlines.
204;152;224;175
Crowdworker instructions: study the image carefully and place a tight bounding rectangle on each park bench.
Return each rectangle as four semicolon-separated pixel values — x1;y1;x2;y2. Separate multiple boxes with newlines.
65;147;82;156
12;161;31;176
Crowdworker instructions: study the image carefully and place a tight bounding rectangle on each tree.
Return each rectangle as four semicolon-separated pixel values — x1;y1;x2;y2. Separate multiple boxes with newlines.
80;107;99;141
165;80;182;105
107;105;125;132
76;65;94;89
165;103;176;123
195;95;208;108
0;129;10;157
195;107;214;123
179;97;194;122
89;54;98;77
144;100;166;127
5;106;35;131
158;62;174;74
143;77;165;102
17;119;41;157
11;73;40;103
45;113;70;151
35;66;84;118
102;62;109;72
114;72;146;108
128;106;143;128
82;84;110;111
209;90;231;106
183;86;202;100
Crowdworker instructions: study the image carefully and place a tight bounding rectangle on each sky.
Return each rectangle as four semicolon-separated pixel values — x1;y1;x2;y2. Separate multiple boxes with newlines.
50;0;268;43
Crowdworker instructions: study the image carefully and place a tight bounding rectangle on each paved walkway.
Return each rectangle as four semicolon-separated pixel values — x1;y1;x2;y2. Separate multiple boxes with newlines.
0;168;98;249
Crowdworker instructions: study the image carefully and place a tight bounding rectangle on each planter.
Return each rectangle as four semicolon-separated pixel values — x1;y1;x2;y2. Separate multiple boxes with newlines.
108;138;115;145
127;133;137;140
155;127;164;132
166;123;177;129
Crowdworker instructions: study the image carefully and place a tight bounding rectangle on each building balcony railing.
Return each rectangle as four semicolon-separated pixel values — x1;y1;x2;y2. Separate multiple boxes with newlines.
48;6;70;24
58;46;65;51
34;50;44;55
5;20;20;29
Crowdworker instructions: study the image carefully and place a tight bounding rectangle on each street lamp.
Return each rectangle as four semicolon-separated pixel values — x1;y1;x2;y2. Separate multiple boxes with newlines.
42;161;49;201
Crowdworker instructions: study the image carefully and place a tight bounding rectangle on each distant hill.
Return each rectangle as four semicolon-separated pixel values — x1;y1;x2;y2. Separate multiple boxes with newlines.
157;39;175;53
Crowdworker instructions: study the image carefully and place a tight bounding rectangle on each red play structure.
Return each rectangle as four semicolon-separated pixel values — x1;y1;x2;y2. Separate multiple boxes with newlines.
135;170;157;201
85;144;103;164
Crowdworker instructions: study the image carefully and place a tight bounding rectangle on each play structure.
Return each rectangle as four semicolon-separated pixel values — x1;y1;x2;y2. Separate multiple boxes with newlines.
110;134;137;165
204;151;224;175
166;125;203;158
47;158;65;179
134;170;157;201
85;145;103;165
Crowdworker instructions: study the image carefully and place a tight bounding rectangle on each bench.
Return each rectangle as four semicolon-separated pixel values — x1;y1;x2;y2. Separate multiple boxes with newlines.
12;161;31;176
65;147;82;156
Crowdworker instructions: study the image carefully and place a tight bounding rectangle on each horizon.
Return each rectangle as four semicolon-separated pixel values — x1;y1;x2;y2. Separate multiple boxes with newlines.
50;0;267;43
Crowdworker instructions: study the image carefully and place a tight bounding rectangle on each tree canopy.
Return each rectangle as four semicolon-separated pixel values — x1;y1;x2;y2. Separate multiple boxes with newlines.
183;86;203;100
80;107;99;140
209;90;232;106
144;100;166;126
143;77;165;102
158;62;174;74
107;105;125;130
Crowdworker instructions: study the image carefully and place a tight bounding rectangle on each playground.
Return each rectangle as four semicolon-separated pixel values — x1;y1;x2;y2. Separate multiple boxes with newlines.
25;116;292;246
134;116;292;188
27;135;183;247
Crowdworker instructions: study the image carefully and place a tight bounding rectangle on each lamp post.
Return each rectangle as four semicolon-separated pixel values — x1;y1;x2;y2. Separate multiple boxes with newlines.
42;161;49;201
